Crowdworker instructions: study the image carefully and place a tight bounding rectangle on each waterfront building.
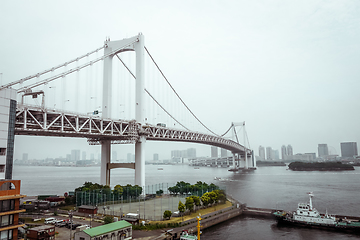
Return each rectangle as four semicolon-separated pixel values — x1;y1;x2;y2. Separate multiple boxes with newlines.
211;147;218;158
259;146;265;160
220;148;228;158
171;150;181;158
340;142;358;158
266;147;272;160
318;144;329;158
74;220;132;240
281;145;287;160
187;148;197;158
0;179;26;240
305;153;316;160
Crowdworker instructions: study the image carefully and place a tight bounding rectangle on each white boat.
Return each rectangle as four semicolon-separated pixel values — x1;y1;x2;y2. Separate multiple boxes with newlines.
274;193;360;232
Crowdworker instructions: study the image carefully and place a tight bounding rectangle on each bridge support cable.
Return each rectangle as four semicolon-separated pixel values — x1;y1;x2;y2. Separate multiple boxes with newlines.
115;53;189;131
144;89;190;131
13;39;138;93
0;46;105;91
144;46;220;137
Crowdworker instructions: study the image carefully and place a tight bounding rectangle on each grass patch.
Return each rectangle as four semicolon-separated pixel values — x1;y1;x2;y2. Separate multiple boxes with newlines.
150;200;232;225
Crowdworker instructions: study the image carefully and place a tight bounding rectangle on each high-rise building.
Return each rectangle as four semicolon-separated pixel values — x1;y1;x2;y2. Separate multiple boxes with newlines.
171;150;181;158
220;148;228;158
287;145;293;156
266;147;272;160
153;153;159;161
22;153;28;162
281;145;287;160
259;146;265;160
187;148;196;158
318;144;329;158
90;153;94;160
82;151;86;160
341;142;358;158
211;147;218;158
0;88;17;179
0;180;26;239
71;150;80;161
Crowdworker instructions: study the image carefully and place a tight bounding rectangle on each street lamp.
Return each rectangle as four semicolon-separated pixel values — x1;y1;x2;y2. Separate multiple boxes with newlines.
68;211;73;240
89;214;92;228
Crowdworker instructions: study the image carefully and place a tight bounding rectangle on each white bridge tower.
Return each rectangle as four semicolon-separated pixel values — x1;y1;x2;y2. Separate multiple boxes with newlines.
101;34;146;190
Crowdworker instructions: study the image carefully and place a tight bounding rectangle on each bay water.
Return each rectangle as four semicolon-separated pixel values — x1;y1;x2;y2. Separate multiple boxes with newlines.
13;164;360;239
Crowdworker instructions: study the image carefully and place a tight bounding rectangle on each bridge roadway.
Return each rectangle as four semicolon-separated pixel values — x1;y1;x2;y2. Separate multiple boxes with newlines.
15;104;251;155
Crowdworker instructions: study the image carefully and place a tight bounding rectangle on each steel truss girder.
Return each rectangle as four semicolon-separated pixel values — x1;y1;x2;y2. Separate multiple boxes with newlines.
15;105;251;155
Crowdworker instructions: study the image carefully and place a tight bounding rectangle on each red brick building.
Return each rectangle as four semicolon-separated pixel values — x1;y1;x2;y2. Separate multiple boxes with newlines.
27;225;55;240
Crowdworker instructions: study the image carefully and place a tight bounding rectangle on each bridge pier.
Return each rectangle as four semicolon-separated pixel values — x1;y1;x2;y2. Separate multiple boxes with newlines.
135;136;146;190
101;140;111;185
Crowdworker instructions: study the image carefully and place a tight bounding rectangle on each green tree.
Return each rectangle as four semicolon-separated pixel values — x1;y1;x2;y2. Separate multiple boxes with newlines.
156;189;164;196
201;192;211;207
214;189;226;203
208;191;218;205
114;185;123;195
191;195;201;209
163;210;172;220
103;216;114;224
185;197;194;212
178;201;185;214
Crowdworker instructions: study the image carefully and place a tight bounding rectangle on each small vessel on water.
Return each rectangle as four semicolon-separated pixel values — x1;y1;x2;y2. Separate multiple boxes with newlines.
273;193;360;232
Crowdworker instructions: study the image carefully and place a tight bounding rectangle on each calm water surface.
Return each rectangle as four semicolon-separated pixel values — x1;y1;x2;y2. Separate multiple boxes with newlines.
13;164;360;239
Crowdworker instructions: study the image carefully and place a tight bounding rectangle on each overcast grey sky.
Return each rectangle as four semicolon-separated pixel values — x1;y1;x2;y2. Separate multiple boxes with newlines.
1;0;360;160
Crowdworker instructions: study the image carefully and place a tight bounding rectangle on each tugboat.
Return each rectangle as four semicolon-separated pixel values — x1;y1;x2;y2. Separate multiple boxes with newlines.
273;193;360;232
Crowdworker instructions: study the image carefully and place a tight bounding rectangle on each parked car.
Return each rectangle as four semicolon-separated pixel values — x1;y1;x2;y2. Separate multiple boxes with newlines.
72;223;82;230
44;217;56;224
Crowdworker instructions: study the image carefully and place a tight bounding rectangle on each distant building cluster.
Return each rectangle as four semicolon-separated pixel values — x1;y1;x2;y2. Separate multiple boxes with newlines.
256;141;359;162
210;146;229;158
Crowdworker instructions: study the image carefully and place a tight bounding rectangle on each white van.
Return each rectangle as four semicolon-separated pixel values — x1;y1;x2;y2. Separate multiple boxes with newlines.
44;217;56;224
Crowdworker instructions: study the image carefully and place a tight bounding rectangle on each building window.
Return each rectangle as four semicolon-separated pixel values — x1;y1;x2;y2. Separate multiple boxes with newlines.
0;148;5;156
0;200;15;212
0;215;13;227
0;229;13;240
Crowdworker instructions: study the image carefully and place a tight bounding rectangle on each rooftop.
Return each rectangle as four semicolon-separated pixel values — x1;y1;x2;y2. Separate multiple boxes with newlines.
83;220;132;237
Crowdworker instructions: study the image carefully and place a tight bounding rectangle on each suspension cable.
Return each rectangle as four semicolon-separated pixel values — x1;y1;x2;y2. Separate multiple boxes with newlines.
144;46;220;136
115;54;136;79
115;54;190;130
16;40;138;93
144;89;190;131
1;46;105;90
221;124;233;137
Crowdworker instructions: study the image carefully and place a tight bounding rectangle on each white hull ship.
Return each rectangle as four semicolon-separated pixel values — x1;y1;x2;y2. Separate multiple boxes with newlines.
274;193;360;232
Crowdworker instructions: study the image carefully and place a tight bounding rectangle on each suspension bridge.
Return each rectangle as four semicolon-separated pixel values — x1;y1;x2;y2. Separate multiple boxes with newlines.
0;33;255;190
